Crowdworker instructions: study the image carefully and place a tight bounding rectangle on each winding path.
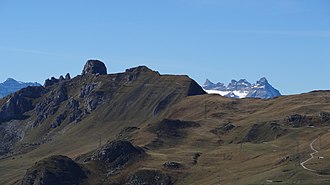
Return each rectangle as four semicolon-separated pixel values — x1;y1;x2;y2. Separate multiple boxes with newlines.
300;137;319;172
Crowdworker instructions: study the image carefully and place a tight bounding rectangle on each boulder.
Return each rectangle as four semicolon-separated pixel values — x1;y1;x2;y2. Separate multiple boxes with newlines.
82;60;107;75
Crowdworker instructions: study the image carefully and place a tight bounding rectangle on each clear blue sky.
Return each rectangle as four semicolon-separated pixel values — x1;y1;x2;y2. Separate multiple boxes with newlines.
0;0;329;95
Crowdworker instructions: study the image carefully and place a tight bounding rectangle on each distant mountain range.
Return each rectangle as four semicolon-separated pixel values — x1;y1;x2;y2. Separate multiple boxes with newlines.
202;77;281;99
0;78;41;99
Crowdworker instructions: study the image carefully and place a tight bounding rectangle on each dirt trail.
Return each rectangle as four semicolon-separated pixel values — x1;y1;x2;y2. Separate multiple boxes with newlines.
300;137;319;172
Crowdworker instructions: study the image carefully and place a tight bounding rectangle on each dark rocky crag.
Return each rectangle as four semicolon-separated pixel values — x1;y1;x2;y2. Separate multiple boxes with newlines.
0;86;46;123
82;59;107;75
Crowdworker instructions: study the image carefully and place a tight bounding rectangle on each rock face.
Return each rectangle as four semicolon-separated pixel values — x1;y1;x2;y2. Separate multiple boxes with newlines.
21;155;87;185
0;78;40;99
33;85;68;127
0;86;45;123
82;60;107;75
203;77;281;99
0;121;24;156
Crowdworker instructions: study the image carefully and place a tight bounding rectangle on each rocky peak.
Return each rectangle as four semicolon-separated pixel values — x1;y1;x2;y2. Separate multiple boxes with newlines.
44;73;71;87
204;79;214;86
65;73;71;80
256;77;268;86
227;80;238;90
125;65;154;73
237;79;251;86
82;60;107;75
203;79;225;90
3;78;17;84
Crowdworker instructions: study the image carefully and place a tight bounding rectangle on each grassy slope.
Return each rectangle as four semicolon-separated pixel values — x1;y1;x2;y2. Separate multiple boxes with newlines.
0;69;202;184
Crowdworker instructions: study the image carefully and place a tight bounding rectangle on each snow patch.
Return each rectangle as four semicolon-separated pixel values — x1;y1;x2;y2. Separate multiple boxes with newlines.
204;89;248;98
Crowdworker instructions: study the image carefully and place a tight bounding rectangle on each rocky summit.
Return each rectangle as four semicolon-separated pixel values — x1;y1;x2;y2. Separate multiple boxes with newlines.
202;77;281;99
1;60;330;185
82;59;107;75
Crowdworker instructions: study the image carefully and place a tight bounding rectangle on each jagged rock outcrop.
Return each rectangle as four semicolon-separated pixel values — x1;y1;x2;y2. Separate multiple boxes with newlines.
0;121;24;156
21;155;87;185
286;114;307;127
65;73;71;80
44;77;59;87
33;85;68;127
66;99;84;123
80;82;104;112
44;73;71;87
0;86;45;123
82;60;107;75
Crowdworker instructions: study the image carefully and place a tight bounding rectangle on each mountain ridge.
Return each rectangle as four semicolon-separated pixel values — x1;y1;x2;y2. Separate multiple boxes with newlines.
0;78;41;99
202;77;281;99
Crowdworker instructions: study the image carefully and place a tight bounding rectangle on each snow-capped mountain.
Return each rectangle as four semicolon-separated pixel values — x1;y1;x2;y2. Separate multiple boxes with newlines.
202;77;281;99
0;78;41;99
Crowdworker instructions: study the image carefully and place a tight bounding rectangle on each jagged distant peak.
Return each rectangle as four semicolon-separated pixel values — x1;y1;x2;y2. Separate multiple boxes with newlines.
203;79;214;86
256;77;268;85
5;78;16;82
238;79;251;85
202;77;281;99
3;78;22;84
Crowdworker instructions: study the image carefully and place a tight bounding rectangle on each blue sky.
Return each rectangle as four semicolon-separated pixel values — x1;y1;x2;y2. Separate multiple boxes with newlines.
0;0;329;95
